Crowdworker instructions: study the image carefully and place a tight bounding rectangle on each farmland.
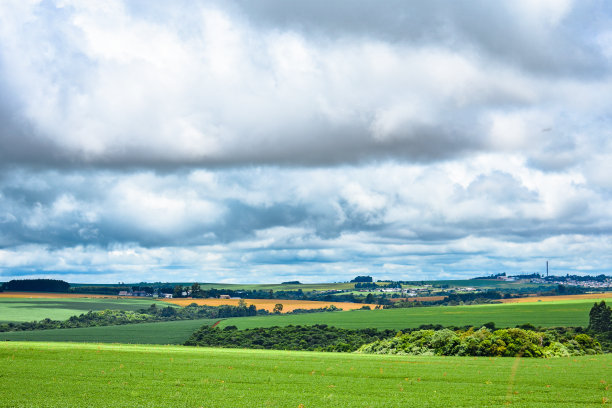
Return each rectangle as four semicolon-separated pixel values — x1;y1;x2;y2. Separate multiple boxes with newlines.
0;297;166;323
0;292;138;299
177;282;360;292
0;318;215;344
215;298;608;330
0;342;609;407
163;297;377;312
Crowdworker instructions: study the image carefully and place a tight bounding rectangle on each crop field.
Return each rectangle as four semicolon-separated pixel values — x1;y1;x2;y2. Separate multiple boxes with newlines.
0;318;216;344
0;342;609;407
0;292;138;299
0;297;166;323
163;298;377;312
215;299;607;330
190;282;362;292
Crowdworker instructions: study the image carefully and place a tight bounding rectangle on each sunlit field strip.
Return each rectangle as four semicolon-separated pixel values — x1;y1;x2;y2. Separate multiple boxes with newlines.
216;298;609;330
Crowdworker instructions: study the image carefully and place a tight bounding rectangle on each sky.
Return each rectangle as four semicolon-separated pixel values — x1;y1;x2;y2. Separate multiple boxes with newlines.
1;0;612;284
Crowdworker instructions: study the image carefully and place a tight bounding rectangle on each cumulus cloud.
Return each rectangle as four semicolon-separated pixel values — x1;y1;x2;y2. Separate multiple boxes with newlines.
1;1;611;282
2;157;612;282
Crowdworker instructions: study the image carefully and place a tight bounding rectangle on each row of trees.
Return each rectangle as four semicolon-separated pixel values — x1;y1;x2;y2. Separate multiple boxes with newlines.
184;324;397;352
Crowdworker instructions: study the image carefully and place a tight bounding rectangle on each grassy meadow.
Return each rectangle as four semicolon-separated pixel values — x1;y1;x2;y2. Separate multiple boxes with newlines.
216;299;605;330
1;342;610;407
0;318;216;344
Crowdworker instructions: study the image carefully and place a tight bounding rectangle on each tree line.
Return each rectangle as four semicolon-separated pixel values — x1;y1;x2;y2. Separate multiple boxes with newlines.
1;279;70;292
184;324;396;352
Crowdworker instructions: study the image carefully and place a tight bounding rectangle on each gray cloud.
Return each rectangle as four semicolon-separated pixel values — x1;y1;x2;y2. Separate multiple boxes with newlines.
0;1;609;169
232;0;609;77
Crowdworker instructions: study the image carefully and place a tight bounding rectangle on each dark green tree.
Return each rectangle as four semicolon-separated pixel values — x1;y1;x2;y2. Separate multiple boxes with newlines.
173;285;184;298
588;301;612;333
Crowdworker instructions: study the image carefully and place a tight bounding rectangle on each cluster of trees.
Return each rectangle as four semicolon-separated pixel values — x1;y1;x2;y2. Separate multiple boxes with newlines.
350;276;373;283
1;279;70;292
287;305;350;314
184;324;397;352
358;327;601;357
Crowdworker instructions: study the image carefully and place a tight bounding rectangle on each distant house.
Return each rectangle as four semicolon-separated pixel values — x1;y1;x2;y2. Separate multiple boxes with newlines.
132;291;148;297
162;293;173;299
118;290;129;296
219;294;231;299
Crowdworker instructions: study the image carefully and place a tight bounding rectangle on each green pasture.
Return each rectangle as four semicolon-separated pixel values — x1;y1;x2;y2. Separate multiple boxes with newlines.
0;318;216;344
218;299;605;330
0;342;609;407
194;282;359;292
0;298;166;323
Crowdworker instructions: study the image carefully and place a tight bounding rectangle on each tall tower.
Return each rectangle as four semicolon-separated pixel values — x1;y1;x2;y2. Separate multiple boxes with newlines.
546;260;549;277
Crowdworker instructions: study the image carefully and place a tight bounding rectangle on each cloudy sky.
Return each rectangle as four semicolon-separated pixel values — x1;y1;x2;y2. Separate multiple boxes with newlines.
1;0;611;284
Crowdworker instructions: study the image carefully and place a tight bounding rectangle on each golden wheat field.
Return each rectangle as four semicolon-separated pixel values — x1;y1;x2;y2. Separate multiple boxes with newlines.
162;297;378;312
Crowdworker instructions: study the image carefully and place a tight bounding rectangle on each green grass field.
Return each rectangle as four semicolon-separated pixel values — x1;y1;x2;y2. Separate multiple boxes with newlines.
0;318;216;344
0;298;168;323
217;299;604;330
193;282;359;292
0;342;609;407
